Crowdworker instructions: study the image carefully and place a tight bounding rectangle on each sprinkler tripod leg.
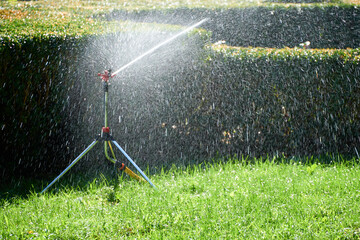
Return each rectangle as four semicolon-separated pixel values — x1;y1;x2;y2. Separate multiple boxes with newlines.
40;140;98;194
111;140;156;189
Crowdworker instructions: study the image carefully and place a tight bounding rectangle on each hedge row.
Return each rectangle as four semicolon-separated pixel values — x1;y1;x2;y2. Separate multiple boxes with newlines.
54;44;357;169
198;45;360;157
107;5;360;49
1;38;359;179
0;35;83;180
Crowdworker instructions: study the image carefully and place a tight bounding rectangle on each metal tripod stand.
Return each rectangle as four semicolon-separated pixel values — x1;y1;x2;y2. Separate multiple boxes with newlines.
41;70;156;193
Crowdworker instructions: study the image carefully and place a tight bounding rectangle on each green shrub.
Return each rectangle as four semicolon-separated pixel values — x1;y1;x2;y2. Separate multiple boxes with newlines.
0;35;82;179
3;39;358;179
191;45;360;157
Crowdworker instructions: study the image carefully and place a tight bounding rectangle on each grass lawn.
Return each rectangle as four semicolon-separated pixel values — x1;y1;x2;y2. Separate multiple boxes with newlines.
1;158;360;239
1;0;359;39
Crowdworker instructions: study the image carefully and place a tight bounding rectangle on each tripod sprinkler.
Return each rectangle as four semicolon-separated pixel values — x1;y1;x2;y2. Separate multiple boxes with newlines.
41;70;156;194
41;18;209;193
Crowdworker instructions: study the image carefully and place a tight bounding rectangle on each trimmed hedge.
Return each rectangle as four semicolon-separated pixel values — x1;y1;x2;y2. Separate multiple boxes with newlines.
107;5;360;49
196;45;360;157
0;35;83;179
1;37;359;180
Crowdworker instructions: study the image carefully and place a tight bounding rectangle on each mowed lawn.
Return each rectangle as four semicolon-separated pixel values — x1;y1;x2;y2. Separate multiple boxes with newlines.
1;158;360;239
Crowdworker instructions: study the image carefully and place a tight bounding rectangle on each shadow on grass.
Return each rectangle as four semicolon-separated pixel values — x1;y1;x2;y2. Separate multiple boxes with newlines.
0;166;122;206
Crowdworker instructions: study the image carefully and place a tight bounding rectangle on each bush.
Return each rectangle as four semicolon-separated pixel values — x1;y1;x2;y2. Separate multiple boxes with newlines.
186;45;360;157
2;37;359;180
0;35;83;179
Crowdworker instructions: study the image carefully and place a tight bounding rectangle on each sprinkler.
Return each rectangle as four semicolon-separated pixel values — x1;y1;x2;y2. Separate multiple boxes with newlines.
41;69;155;194
40;18;209;193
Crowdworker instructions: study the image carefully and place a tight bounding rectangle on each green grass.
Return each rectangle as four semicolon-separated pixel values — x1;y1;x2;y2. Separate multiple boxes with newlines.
210;44;360;62
1;0;359;38
2;0;354;16
0;0;201;40
1;158;360;239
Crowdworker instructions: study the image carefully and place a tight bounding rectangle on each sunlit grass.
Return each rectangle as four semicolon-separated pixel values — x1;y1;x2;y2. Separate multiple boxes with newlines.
1;0;358;20
0;0;265;13
1;0;209;40
1;0;358;40
210;44;360;63
1;158;360;239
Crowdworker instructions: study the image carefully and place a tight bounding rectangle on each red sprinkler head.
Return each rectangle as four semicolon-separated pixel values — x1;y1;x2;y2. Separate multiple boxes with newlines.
97;70;112;82
102;127;110;133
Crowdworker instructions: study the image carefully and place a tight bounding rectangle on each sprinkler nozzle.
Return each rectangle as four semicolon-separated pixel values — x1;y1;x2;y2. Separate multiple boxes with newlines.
98;69;112;82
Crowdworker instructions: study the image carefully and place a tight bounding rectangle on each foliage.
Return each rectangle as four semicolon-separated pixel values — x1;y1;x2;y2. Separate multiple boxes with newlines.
49;44;357;174
0;15;186;42
211;44;360;63
1;158;360;239
192;45;360;157
1;35;359;179
0;35;82;180
97;45;359;166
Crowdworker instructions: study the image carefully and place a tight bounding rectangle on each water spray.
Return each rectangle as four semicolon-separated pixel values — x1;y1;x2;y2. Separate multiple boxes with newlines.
111;18;208;77
41;18;209;193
